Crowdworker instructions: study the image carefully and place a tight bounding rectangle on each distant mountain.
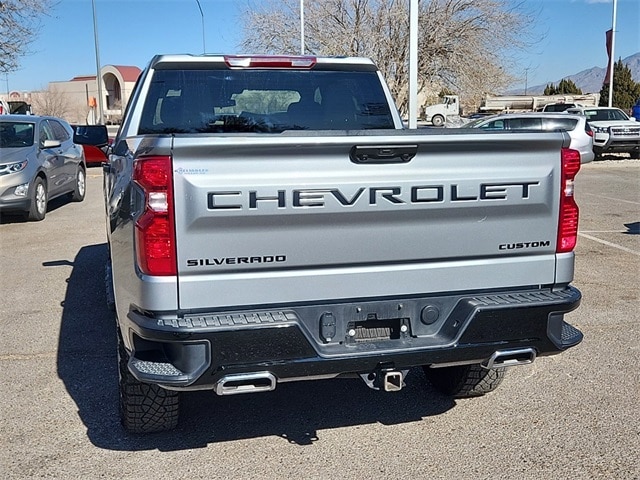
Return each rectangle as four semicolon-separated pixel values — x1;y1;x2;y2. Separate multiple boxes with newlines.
509;52;640;95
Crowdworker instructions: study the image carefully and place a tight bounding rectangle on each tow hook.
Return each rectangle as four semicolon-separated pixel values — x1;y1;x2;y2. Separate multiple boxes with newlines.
359;367;408;392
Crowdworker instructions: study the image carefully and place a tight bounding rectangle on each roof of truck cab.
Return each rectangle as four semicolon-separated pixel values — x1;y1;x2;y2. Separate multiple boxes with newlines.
146;54;378;71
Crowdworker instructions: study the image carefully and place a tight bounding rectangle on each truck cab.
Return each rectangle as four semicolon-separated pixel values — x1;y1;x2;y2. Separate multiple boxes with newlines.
423;95;459;126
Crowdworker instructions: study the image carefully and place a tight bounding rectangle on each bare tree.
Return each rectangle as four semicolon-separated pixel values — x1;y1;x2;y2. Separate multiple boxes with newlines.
0;0;56;73
241;0;538;114
30;86;72;119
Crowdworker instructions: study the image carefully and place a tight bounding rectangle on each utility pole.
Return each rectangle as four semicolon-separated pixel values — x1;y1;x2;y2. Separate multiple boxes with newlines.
92;0;104;124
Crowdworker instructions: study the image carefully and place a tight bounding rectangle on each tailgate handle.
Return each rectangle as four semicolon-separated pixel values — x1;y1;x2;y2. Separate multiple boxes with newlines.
350;145;418;164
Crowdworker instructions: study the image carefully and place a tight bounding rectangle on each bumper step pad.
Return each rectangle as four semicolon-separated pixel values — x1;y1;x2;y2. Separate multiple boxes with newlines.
561;321;583;348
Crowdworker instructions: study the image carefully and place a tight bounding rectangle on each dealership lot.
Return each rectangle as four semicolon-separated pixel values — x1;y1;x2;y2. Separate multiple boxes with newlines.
0;160;638;479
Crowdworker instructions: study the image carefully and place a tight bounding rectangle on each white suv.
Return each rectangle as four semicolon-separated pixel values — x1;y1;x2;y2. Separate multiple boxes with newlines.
463;112;595;163
566;107;640;159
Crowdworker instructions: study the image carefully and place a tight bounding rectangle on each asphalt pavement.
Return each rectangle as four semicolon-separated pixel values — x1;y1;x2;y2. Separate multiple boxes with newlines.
0;160;638;479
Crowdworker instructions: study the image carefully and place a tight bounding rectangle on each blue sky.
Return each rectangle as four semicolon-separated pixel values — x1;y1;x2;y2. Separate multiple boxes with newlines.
4;0;639;94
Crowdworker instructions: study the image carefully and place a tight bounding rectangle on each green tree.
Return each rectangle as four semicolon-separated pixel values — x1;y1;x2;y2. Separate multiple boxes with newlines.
556;78;582;94
544;79;582;95
599;59;640;110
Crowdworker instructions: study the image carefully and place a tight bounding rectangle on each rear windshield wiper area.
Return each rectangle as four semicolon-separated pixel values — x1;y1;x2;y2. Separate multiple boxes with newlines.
138;114;295;134
139;112;394;134
200;113;291;133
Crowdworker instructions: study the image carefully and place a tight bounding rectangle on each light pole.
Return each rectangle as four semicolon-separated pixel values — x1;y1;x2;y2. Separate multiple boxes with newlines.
300;0;305;55
196;0;206;54
524;67;530;95
607;0;617;107
408;0;418;128
91;0;104;124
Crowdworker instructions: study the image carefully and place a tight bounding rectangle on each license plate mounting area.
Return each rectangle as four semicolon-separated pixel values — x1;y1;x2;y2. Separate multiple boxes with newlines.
346;317;411;344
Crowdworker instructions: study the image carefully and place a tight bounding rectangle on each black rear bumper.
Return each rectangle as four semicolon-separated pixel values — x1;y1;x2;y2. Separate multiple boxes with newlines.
121;286;582;389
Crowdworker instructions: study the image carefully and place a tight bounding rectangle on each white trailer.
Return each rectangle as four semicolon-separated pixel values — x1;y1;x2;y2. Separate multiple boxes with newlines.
480;93;600;113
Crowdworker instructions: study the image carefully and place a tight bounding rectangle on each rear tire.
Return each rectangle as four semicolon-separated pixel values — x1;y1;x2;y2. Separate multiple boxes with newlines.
27;177;47;221
423;364;506;398
71;166;86;202
118;330;180;433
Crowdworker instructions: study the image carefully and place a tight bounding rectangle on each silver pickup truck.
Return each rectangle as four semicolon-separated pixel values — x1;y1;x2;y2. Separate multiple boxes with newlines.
104;54;583;433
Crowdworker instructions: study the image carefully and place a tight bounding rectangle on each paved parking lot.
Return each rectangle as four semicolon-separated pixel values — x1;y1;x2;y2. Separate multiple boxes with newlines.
0;160;638;479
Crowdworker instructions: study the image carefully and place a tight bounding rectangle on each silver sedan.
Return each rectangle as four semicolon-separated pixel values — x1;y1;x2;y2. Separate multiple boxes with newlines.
463;112;595;164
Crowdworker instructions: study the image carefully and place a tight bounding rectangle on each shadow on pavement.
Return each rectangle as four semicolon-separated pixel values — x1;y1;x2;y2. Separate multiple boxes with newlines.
624;222;639;235
57;244;455;452
0;193;75;224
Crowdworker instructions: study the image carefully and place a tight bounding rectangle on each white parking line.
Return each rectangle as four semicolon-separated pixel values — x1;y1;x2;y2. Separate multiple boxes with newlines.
579;232;640;256
581;192;640;206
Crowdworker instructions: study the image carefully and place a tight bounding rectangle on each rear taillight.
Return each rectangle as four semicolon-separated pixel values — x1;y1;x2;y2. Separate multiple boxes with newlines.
585;124;594;137
557;148;581;253
133;156;176;276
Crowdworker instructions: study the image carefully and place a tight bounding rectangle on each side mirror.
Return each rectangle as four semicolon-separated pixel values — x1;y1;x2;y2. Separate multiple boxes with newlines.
42;139;61;149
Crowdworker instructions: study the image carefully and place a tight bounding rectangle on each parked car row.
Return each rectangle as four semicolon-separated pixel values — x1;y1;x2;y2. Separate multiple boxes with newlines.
0;116;109;221
463;112;595;163
460;106;640;162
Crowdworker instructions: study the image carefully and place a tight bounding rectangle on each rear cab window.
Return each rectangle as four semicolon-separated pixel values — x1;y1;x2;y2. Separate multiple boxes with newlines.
581;109;629;121
138;66;395;134
543;103;575;112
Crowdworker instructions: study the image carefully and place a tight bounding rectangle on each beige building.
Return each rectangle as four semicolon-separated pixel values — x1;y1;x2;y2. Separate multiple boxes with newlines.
1;65;141;125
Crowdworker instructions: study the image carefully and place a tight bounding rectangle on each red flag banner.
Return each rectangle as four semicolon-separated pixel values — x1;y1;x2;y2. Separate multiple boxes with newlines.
604;29;613;85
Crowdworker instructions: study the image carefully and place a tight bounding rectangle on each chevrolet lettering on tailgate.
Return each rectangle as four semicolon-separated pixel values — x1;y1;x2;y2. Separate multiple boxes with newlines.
207;182;541;210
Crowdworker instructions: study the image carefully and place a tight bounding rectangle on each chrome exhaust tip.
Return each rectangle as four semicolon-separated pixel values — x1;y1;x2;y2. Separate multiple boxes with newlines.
483;348;537;369
214;372;276;396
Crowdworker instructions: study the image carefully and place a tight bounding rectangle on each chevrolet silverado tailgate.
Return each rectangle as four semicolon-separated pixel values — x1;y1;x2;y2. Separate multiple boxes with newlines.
172;130;567;309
